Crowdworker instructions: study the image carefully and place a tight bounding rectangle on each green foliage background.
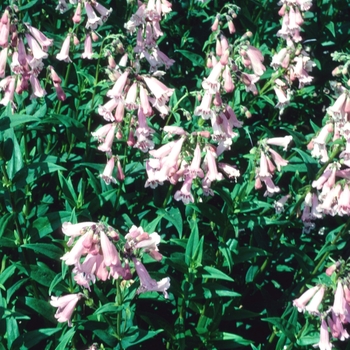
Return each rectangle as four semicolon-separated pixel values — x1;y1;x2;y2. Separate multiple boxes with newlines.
1;0;350;349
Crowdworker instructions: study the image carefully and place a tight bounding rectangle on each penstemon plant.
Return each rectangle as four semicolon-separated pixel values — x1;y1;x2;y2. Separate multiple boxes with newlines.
1;0;350;349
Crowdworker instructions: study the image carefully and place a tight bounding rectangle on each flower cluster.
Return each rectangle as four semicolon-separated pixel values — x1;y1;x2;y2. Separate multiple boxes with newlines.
50;221;170;326
293;263;350;348
0;6;61;107
270;0;315;114
254;136;292;197
55;0;113;61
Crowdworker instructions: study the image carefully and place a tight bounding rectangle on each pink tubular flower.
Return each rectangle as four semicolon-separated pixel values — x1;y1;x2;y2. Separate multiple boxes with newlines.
81;34;93;59
62;221;96;246
293;285;320;312
92;0;113;21
29;74;46;99
99;230;120;267
99;157;117;185
246;45;266;76
0;47;7;77
202;62;223;93
328;311;349;340
186;144;204;178
25;23;53;51
85;2;102;29
313;319;332;350
98;124;116;153
305;286;325;315
333;280;346;317
50;293;84;326
267;147;289;171
205;147;223;182
72;2;82;23
133;258;170;298
107;70;129;99
266;135;293;150
143;76;174;107
174;175;194;204
25;34;48;62
56;34;71;62
0;76;16;108
211;14;220;31
194;92;214;120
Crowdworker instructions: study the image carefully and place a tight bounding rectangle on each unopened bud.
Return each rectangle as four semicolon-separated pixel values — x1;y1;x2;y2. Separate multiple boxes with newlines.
332;66;343;76
91;31;99;42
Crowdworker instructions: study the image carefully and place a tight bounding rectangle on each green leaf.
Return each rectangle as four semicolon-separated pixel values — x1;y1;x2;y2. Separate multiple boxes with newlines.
292;148;319;179
22;243;64;260
12;162;66;189
12;328;60;350
6;316;19;349
156;207;183;238
325;22;335;37
185;219;199;266
25;297;56;323
93;303;123;315
201;266;234;282
121;327;163;347
27;263;56;287
210;332;252;347
0;213;15;238
2;128;23;180
176;49;204;67
55;327;76;350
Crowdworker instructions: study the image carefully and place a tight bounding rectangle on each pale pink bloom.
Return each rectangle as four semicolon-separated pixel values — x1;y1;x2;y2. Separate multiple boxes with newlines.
271;48;288;69
145;160;163;188
293;285;320;312
134;133;155;153
293;56;313;88
296;0;312;11
81;34;93;59
241;73;259;95
53;81;66;101
220;34;229;52
202;62;223;93
149;141;175;159
99;157;117;185
327;92;347;121
305;286;325;314
98;124;116;153
312;166;332;190
133;258;170;298
155;49;175;69
107;70;129;99
163;126;188;136
274;194;290;214
61;230;94;265
225;105;243;128
91;0;112;21
186;144;204;178
294;6;304;26
50;293;83;326
16;37;27;66
98;99;119;121
0;20;9;48
72;2;82;23
268;148;289;171
62;221;95;246
325;264;337;276
194;92;214;120
311;124;333;163
174;175;194;204
246;45;265;76
228;19;235;34
333;281;346;317
343;285;350;303
273;87;290;110
259;151;271;177
266;136;293;150
136;106;155;137
56;0;69;13
56;34;71;62
114;101;125;122
218;163;240;180
328;311;349;340
85;2;102;30
29;74;46;99
223;65;234;93
0;76;15;107
216;38;222;56
25;23;53;51
92;123;114;142
118;53;128;67
211;15;220;32
139;84;153;116
116;159;125;181
313;319;332;350
205;147;223;182
100;230;120;267
288;6;300;31
25;34;48;63
125;82;138;110
338;185;350;216
277;13;290;39
143;76;174;106
318;185;339;216
261;176;280;196
0;47;7;77
202;175;214;196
